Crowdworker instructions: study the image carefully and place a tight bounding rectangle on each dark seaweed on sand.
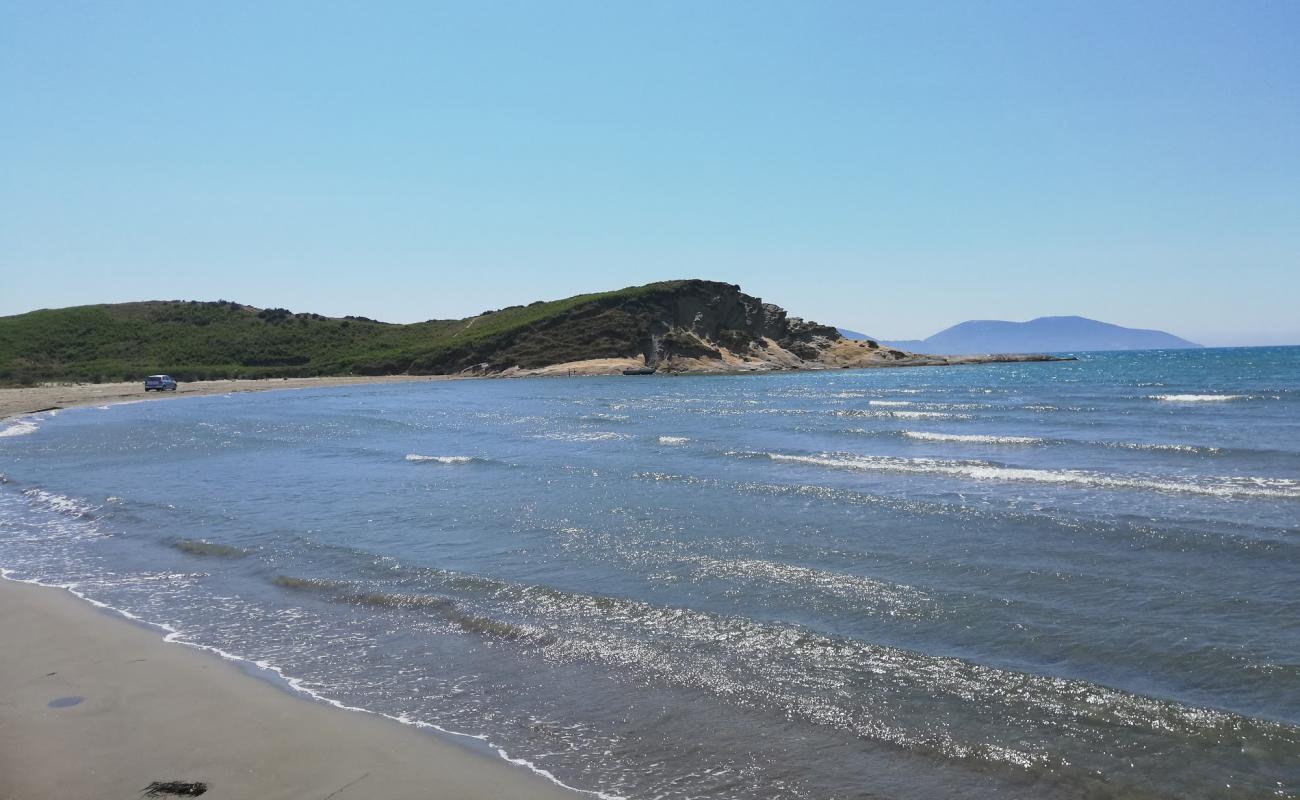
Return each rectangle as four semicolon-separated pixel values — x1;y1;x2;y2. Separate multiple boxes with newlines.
142;781;208;797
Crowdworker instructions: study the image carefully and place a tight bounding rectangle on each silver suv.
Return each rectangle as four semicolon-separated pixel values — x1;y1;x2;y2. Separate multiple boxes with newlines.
144;374;178;392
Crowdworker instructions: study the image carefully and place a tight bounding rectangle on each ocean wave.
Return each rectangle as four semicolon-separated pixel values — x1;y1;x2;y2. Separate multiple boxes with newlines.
172;539;249;558
0;419;39;438
405;454;487;464
273;575;557;645
682;556;933;618
1149;394;1247;403
441;572;1288;784
762;452;1300;499
537;431;627;442
657;436;690;445
899;431;1221;454
834;410;973;420
902;432;1044;445
1097;440;1222;454
272;575;347;591
20;488;99;517
868;400;912;407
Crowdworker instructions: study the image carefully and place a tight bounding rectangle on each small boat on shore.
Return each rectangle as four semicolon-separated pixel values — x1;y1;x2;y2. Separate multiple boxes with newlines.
622;365;656;375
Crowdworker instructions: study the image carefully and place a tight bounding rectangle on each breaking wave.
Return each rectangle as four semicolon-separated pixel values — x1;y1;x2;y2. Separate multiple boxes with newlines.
1098;440;1222;454
762;452;1300;499
898;431;1220;454
834;410;973;420
0;419;39;438
658;436;690;445
1149;394;1247;403
903;432;1044;445
20;487;99;518
580;413;631;423
536;431;627;442
405;454;489;465
267;567;1296;786
172;539;249;558
273;575;557;645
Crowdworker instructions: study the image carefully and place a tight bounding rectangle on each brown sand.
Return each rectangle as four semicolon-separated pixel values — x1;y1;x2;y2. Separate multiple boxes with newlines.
0;578;584;800
0;375;453;423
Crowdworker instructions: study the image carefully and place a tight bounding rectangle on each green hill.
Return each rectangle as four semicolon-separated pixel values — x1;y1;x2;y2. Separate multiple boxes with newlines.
0;280;789;384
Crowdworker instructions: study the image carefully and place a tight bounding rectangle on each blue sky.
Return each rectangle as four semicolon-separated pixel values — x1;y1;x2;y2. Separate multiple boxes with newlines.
2;2;1297;345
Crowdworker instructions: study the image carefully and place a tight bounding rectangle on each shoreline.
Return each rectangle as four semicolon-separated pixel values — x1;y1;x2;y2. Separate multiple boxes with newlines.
0;353;1072;423
0;374;455;423
0;574;588;800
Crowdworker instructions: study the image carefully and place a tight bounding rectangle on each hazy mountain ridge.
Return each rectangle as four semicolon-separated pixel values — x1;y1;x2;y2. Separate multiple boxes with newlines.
836;328;879;341
884;315;1201;354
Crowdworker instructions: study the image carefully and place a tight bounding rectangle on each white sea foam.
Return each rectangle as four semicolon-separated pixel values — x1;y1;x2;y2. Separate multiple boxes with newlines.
890;410;972;420
97;399;149;409
763;452;1300;499
405;454;478;464
1100;440;1221;454
903;431;1044;445
0;419;39;438
1149;394;1247;403
538;431;627;442
658;436;690;445
868;400;913;407
834;410;971;420
21;488;98;517
852;431;1218;454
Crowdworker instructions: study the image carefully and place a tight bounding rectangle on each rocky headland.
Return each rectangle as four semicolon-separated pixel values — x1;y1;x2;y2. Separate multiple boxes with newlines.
482;281;1074;376
0;280;1071;385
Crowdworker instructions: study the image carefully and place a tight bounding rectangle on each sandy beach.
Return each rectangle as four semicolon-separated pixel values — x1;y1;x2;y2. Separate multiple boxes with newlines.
0;375;453;423
0;350;1073;425
0;577;584;800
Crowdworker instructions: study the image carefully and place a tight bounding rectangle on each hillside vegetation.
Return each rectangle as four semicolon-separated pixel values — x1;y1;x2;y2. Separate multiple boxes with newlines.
0;281;733;384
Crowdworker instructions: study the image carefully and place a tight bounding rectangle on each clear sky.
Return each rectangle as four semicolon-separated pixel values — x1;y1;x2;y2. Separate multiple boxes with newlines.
2;2;1297;345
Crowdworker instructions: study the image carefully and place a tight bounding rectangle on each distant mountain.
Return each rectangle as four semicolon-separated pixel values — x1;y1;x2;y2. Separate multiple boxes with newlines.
884;316;1201;354
836;328;878;341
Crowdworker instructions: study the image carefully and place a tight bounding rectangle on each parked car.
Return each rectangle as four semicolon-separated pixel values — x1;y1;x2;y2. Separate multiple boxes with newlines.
144;374;178;392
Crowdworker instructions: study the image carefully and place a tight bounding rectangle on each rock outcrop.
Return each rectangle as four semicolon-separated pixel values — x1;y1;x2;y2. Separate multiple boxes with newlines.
485;280;1072;376
628;281;845;367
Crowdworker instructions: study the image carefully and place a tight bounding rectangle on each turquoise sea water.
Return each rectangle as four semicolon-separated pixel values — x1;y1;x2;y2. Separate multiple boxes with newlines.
2;347;1298;799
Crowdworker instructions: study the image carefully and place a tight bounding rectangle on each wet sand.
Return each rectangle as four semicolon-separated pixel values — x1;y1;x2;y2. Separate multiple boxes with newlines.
0;578;584;800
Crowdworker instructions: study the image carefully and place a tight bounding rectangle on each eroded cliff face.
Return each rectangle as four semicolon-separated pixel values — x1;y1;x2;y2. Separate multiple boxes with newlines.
446;280;850;374
460;279;1069;377
629;280;845;369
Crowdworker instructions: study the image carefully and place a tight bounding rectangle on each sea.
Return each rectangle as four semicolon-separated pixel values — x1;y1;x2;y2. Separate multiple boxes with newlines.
1;346;1297;799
